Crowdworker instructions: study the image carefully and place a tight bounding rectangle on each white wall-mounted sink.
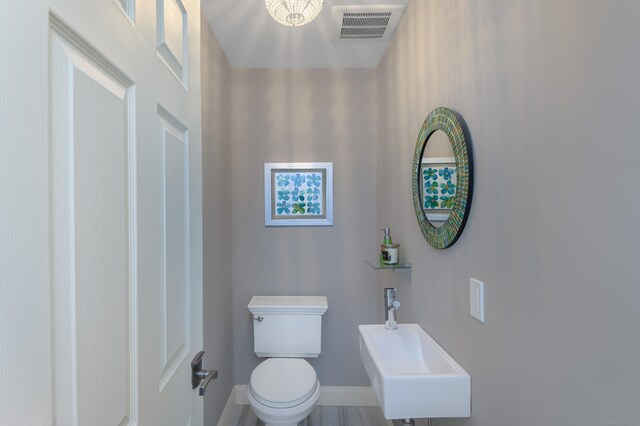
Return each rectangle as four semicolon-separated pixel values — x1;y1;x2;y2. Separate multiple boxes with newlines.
358;324;470;420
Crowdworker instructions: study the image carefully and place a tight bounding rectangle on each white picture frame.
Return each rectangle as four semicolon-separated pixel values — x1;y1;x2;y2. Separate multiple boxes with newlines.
264;162;334;227
421;157;457;222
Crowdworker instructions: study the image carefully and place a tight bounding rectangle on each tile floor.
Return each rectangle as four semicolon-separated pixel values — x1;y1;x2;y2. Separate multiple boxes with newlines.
232;405;393;426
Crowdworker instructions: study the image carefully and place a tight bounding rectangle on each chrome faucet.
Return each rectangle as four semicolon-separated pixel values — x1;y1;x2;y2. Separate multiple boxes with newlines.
384;288;401;330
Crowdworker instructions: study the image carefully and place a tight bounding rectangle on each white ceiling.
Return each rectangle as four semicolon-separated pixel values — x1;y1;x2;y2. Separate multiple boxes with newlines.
201;0;409;68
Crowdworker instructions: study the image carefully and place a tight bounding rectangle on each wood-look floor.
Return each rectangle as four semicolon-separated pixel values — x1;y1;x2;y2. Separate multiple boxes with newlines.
234;405;392;426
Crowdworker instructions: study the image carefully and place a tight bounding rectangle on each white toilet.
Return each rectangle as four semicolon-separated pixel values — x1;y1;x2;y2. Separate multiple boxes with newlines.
246;295;328;426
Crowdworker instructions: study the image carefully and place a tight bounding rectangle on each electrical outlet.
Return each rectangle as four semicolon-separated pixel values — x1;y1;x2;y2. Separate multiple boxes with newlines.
470;278;485;322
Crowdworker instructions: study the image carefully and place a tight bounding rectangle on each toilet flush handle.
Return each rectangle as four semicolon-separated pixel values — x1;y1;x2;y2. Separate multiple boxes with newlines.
254;315;264;322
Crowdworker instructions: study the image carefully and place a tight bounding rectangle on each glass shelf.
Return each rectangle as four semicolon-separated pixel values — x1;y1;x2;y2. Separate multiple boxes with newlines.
364;259;412;270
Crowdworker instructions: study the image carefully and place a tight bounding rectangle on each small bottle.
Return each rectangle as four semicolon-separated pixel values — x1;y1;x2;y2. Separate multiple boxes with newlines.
380;228;400;265
382;228;392;245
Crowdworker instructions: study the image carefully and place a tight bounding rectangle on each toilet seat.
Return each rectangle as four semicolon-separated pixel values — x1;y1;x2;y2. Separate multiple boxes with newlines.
248;358;318;409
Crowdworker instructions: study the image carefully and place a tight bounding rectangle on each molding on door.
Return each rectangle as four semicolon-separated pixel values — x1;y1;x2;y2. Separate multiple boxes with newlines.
157;104;191;393
156;0;188;87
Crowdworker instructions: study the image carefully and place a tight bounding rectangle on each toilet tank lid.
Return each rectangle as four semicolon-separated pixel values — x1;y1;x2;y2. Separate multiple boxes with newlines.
248;296;328;315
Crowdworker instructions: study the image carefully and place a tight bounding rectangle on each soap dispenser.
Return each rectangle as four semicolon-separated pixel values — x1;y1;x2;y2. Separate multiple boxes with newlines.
380;228;400;265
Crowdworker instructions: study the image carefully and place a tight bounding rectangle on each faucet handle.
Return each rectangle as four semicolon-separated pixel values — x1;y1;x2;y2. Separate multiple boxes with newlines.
387;300;400;311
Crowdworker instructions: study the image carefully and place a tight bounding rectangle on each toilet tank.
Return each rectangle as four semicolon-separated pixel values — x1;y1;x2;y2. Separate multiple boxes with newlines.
248;296;328;358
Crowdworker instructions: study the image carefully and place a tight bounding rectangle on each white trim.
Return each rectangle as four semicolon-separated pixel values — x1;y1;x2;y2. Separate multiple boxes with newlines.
235;385;249;405
216;388;238;426
126;85;139;426
426;213;450;222
317;386;379;407
421;156;455;165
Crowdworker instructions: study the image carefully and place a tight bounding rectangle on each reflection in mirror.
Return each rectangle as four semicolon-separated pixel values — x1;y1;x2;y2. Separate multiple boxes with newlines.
412;107;472;249
421;130;456;228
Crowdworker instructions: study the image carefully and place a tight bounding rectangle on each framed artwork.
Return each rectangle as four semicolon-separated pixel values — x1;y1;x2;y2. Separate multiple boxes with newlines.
421;157;457;221
264;162;333;227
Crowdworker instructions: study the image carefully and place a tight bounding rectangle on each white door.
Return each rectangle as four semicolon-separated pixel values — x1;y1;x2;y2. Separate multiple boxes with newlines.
0;0;204;425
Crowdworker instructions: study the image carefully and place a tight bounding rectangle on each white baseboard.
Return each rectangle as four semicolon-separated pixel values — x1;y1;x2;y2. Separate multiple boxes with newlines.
234;385;248;405
317;386;379;407
216;388;238;426
231;384;378;407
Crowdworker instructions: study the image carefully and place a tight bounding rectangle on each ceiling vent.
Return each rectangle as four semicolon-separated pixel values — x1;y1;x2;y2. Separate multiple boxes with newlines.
331;5;406;42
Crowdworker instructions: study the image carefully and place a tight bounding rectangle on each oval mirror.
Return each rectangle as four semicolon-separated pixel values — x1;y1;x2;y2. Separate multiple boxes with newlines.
412;107;473;249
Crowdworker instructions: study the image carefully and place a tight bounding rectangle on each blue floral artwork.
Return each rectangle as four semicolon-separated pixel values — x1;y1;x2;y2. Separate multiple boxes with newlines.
265;163;333;227
273;169;325;218
421;161;457;211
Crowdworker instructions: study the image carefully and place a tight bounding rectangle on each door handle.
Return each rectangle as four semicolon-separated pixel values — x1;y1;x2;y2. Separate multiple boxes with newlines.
195;369;218;396
191;351;218;396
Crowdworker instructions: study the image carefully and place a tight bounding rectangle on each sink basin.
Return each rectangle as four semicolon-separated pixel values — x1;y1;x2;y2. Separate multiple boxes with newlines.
358;324;470;420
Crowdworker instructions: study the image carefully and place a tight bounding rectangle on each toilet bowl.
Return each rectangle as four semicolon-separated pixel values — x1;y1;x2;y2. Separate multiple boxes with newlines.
246;296;328;426
246;358;320;426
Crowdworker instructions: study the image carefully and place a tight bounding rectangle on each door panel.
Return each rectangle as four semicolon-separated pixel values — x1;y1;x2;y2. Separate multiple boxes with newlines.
49;23;137;426
158;108;191;392
157;0;188;84
73;70;129;426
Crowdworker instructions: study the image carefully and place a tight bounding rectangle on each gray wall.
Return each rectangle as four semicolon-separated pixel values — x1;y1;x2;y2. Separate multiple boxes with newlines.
201;16;234;425
230;68;379;386
378;1;640;425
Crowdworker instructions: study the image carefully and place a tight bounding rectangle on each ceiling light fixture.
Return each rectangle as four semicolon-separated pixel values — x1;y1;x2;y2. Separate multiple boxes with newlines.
265;0;323;27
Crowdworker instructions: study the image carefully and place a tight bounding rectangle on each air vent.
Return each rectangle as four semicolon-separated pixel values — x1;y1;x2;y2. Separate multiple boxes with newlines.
331;5;406;42
342;12;391;28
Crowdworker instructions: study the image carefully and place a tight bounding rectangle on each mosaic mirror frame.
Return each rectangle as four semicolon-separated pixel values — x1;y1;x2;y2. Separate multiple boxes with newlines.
412;107;473;249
